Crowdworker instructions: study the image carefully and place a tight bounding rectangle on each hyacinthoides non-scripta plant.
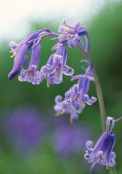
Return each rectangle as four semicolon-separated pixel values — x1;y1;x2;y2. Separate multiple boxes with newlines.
8;19;122;174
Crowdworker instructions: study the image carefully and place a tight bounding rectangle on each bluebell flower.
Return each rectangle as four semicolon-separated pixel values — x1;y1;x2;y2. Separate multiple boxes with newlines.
40;46;74;87
52;19;89;52
54;60;97;122
84;116;122;173
8;29;57;80
18;45;42;85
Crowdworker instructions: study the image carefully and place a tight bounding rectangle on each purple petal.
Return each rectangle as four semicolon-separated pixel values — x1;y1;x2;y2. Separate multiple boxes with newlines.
8;44;28;80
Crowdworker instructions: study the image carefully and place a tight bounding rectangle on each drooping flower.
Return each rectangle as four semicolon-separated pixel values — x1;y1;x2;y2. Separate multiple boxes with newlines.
8;29;58;80
54;60;97;122
52;19;89;52
84;116;122;174
18;45;42;85
40;46;74;87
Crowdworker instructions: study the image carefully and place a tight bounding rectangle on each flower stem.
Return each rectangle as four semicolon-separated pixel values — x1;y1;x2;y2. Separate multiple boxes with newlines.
109;167;117;174
77;44;117;174
77;44;106;131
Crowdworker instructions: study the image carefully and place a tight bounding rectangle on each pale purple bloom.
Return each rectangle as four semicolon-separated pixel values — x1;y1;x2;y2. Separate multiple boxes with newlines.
54;60;97;122
40;46;74;86
52;19;89;52
84;117;122;173
8;29;58;80
18;45;42;85
5;106;48;154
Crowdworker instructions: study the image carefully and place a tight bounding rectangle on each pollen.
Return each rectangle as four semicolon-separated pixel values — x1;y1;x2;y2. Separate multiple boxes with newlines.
67;34;73;37
58;34;63;39
64;29;70;33
79;103;83;112
98;158;101;162
88;160;93;163
55;112;61;117
106;163;108;170
57;74;59;80
59;67;62;73
68;100;72;104
70;116;73;124
10;53;16;58
71;30;75;33
44;75;47;79
47;82;50;87
28;70;34;76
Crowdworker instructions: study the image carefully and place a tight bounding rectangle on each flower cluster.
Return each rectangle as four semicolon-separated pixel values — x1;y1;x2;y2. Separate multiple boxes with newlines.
40;46;74;86
52;19;89;52
84;116;122;173
8;19;89;86
54;60;97;122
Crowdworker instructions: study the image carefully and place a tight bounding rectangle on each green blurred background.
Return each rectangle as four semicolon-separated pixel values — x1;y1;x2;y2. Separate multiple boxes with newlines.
0;2;122;174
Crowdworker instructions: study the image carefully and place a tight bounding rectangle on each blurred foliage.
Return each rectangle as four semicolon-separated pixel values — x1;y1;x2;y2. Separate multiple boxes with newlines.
0;2;122;174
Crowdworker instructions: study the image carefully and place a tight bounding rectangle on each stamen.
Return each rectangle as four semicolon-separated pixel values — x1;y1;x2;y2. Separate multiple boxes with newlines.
58;34;63;39
70;116;73;124
64;29;70;33
55;109;64;116
10;50;13;53
79;103;82;112
98;158;101;162
10;54;16;58
106;163;108;170
51;71;54;75
59;67;62;73
67;34;73;37
88;160;93;163
68;100;72;104
60;109;64;115
56;65;59;72
71;30;75;33
74;95;80;101
55;112;61;117
47;82;50;87
57;74;59;80
44;75;47;79
28;70;34;76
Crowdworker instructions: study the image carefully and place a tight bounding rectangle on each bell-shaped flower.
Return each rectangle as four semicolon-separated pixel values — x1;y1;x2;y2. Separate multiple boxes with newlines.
54;95;79;123
18;45;42;85
8;29;54;80
52;19;89;52
54;60;97;121
84;116;122;173
40;46;74;86
8;44;28;80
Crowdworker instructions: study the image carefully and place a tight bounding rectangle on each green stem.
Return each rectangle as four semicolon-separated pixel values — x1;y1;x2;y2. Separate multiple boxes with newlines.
109;168;117;174
77;44;117;174
77;44;106;131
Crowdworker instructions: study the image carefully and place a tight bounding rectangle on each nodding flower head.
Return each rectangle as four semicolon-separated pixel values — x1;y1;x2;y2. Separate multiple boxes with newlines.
54;60;97;122
40;46;74;87
8;31;40;80
18;45;42;85
84;116;122;174
8;29;55;80
52;19;89;52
